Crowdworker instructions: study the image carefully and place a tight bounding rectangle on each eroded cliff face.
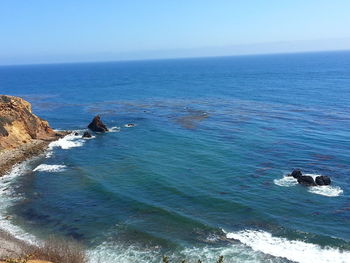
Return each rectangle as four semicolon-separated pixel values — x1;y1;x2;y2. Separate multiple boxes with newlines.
0;95;59;151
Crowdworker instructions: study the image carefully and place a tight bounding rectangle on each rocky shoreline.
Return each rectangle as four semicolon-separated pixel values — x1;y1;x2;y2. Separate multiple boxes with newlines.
0;229;29;259
0;94;68;177
0;95;69;261
0;139;60;177
0;139;68;260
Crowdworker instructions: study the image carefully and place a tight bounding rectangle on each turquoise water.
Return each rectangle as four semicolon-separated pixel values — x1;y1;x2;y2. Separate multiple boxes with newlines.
1;51;350;262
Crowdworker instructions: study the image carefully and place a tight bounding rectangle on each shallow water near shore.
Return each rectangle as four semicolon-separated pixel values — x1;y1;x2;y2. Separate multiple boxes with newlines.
1;51;350;262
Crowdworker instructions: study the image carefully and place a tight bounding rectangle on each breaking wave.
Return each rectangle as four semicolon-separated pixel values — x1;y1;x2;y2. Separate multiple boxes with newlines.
0;162;38;244
88;239;276;263
49;132;85;150
33;164;66;172
225;229;350;263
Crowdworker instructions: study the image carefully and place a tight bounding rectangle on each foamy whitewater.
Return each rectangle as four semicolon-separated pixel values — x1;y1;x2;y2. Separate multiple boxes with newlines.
0;162;38;244
33;164;67;173
274;173;344;197
48;132;86;150
225;230;350;263
87;241;274;263
108;126;121;132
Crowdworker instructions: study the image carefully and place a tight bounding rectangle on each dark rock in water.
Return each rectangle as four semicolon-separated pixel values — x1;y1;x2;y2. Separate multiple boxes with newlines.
88;115;108;132
288;169;331;187
315;175;331;186
74;132;79;136
82;131;92;138
289;169;302;179
297;175;317;186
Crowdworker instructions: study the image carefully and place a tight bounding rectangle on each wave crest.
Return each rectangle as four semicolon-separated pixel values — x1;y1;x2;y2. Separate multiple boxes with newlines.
33;164;66;173
49;133;85;150
225;229;350;263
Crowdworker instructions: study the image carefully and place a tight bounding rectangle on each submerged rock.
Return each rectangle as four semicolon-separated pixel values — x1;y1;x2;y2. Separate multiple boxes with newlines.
297;175;317;186
82;131;92;138
87;115;108;132
315;175;331;186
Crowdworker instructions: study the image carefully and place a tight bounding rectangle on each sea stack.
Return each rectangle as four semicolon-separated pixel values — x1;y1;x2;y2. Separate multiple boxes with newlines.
87;115;108;132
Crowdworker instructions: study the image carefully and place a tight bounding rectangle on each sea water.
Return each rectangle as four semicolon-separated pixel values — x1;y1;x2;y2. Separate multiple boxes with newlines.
1;51;350;262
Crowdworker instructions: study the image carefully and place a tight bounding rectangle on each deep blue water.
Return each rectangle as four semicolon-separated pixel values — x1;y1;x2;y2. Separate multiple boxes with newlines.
1;51;350;262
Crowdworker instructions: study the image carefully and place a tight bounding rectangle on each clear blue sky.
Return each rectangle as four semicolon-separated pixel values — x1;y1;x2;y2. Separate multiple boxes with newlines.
1;0;350;65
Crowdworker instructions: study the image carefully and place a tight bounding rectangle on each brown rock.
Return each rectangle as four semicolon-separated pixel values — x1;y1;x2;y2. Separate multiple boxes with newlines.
0;95;67;177
0;95;62;151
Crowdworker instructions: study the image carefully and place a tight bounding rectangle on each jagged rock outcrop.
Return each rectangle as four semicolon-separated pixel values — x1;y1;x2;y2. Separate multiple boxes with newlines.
0;95;62;151
87;115;108;132
0;95;66;177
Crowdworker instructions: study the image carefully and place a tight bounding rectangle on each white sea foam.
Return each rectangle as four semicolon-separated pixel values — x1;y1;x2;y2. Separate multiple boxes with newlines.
83;135;96;140
302;173;344;197
45;150;53;158
33;164;66;172
274;173;344;197
124;123;136;128
178;245;268;263
0;162;38;244
225;229;350;263
273;176;298;187
87;242;160;263
108;126;121;132
48;132;85;150
308;185;343;197
88;240;270;263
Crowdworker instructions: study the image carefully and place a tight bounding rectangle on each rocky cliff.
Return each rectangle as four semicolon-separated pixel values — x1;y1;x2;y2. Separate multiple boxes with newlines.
0;95;66;176
0;95;61;151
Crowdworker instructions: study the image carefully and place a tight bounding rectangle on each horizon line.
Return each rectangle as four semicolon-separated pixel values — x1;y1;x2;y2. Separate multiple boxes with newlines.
1;48;350;67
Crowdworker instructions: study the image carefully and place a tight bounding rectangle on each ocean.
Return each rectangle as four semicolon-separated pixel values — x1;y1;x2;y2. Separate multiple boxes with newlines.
0;51;350;262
